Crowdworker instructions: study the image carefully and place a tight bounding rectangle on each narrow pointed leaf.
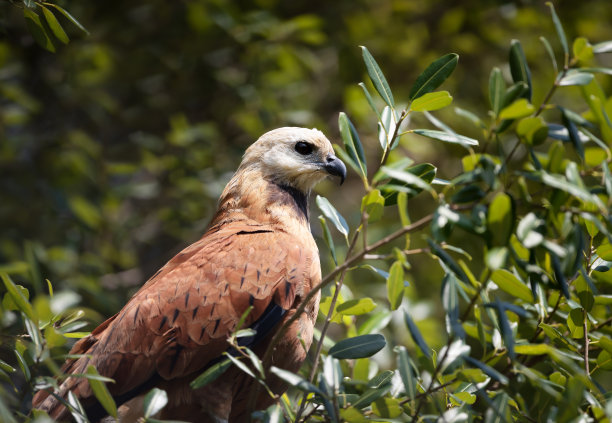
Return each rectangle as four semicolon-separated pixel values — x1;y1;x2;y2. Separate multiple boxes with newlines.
558;70;594;87
395;346;417;400
491;270;532;302
270;366;323;395
316;195;349;239
358;82;381;119
412;129;478;146
499;99;534;120
337;298;377;315
489;67;505;116
143;388;168;418
23;8;55;52
403;310;431;358
329;334;386;359
41;5;69;44
45;4;89;34
509;40;532;100
593;41;612;53
411;91;453;112
190;358;232;389
463;356;509;384
546;2;568;57
1;273;35;320
86;365;117;418
386;261;405;310
409;53;459;100
540;36;558;72
318;216;337;265
361;46;394;107
338;112;367;179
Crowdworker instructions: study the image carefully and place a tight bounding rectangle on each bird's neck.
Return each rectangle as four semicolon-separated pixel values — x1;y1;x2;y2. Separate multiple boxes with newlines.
209;166;311;229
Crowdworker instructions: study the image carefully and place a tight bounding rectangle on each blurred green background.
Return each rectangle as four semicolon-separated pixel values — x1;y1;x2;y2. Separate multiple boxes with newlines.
1;0;611;340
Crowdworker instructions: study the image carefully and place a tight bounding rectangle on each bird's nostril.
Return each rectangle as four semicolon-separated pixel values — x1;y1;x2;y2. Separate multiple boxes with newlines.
326;156;335;163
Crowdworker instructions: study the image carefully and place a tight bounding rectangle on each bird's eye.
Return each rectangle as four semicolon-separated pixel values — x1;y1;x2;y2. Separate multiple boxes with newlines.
294;141;313;155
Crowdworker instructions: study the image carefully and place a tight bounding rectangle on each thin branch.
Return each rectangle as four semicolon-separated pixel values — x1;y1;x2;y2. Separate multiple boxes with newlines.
583;308;590;374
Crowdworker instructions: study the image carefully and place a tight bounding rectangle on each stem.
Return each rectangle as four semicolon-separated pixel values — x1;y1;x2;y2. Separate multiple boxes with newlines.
378;110;408;173
410;335;455;422
583;308;590;374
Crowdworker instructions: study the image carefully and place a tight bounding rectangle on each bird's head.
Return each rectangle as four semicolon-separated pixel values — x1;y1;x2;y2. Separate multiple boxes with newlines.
241;127;347;193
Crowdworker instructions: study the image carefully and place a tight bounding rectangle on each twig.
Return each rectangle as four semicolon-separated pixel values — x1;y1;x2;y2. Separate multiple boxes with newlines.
583;308;590;374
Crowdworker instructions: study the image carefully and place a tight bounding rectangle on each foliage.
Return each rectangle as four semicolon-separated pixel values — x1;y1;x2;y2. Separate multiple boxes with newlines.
1;1;612;422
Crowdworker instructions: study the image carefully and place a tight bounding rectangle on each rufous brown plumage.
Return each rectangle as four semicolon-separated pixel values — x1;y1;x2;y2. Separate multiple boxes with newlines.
32;127;346;422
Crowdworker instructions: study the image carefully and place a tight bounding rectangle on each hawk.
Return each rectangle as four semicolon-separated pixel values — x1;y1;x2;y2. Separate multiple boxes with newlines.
32;127;346;422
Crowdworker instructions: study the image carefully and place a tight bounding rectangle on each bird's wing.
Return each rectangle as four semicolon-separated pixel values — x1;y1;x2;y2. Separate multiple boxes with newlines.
33;220;319;416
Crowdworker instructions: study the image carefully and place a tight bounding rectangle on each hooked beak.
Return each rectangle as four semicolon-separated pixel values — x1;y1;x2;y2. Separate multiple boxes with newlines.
323;155;347;185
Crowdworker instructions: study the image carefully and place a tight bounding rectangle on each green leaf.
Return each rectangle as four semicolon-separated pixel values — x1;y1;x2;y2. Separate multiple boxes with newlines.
361;189;384;222
412;128;478;147
225;354;256;379
561;109;584;159
351;386;391;409
538;170;605;212
486;247;508;270
403;310;430;358
428;239;470;284
487;193;514;246
269;366;323;395
463;356;509;385
316;195;349;240
411;91;453;112
380;166;435;195
86;365;117;418
360;46;394;108
546;2;568;58
453;391;476;405
596;238;612;260
491;270;532;302
1;273;35;320
358;82;381;119
567;308;589;339
409;53;459;100
41;5;69;44
540;36;558;73
190;358;232;389
143;388;168;418
357;310;392;335
386;261;404;310
509;40;532;100
337;298;377;316
395;346;417;401
572;37;593;62
23;8;55;52
499;99;534;120
558;70;594;87
371;397;403;418
44;3;89;34
329;334;386;359
318;216;337;265
517;116;548;146
593;40;612;54
366;370;394;388
514;343;551;355
489;67;506;116
338;112;367;180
